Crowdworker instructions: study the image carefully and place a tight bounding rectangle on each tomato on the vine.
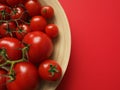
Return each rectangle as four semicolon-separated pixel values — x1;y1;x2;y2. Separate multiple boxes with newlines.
39;60;62;81
7;62;39;90
30;16;47;31
45;24;59;38
0;37;22;61
41;6;54;19
23;31;53;64
6;0;21;6
16;24;31;40
11;7;24;20
0;0;8;5
0;68;7;90
25;0;41;17
0;4;11;20
0;22;16;37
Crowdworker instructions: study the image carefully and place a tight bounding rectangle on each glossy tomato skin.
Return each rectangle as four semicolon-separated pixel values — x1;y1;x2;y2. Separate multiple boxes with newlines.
41;6;54;19
0;69;7;90
30;16;47;31
25;0;41;17
11;7;24;20
0;4;11;20
0;22;16;37
23;31;53;64
39;60;62;81
7;62;39;90
16;24;31;40
6;0;20;6
45;24;59;38
0;37;22;61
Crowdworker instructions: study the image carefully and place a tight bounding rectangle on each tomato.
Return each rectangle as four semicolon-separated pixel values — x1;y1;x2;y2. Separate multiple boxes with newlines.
25;0;41;17
11;7;24;20
16;24;31;40
6;0;20;6
0;37;22;61
0;22;16;37
23;31;53;64
41;6;54;19
0;69;7;90
0;0;8;5
0;4;11;20
7;62;39;90
39;60;62;81
45;24;59;38
30;16;47;31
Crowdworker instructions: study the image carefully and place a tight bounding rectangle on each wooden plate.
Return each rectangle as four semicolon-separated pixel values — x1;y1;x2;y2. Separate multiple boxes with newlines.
37;0;71;90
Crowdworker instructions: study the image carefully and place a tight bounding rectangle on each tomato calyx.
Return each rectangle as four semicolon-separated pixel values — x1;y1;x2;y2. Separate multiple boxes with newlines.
49;64;59;77
0;45;29;81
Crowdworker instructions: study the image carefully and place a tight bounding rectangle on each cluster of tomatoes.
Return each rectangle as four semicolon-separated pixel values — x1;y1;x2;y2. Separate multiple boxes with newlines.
0;0;62;90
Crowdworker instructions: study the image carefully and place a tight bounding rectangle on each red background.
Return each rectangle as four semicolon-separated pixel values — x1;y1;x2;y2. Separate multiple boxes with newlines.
57;0;120;90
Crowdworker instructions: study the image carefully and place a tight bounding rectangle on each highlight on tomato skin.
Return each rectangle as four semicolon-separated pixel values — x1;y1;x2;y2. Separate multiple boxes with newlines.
0;0;61;89
41;6;54;19
38;60;62;81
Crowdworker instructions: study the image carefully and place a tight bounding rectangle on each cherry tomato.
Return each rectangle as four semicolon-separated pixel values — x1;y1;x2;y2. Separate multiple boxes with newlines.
0;4;11;20
25;0;41;17
39;60;62;81
30;16;47;31
7;62;39;90
11;7;24;20
45;24;59;38
0;37;22;61
23;31;53;64
0;68;7;90
0;22;16;37
6;0;20;6
16;24;31;40
41;6;54;19
0;0;8;5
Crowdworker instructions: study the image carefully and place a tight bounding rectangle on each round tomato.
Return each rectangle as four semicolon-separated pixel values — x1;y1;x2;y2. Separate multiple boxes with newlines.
39;60;62;81
23;31;53;64
7;62;39;90
0;22;16;37
16;24;31;40
30;16;47;31
11;7;24;20
0;68;7;90
0;4;11;20
6;0;20;6
0;0;8;5
45;24;59;38
0;37;22;61
41;6;54;19
25;0;41;17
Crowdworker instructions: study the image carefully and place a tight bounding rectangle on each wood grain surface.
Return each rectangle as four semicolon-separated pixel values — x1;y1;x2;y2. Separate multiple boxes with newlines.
36;0;71;90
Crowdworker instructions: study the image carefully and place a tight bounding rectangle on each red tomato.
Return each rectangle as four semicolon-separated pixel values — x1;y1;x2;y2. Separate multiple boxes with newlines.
11;7;24;20
39;60;62;81
20;0;37;4
45;24;59;38
6;0;20;6
0;37;22;61
0;4;11;20
16;24;31;40
25;0;41;17
30;16;47;31
0;22;16;37
0;0;8;5
0;69;7;90
41;6;54;19
7;62;39;90
23;31;53;64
